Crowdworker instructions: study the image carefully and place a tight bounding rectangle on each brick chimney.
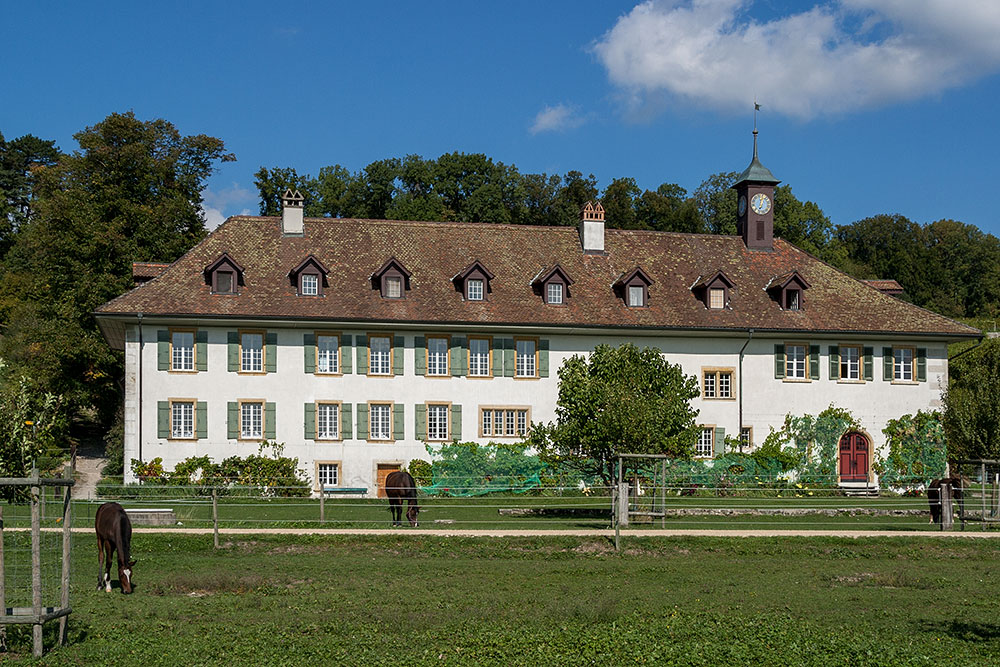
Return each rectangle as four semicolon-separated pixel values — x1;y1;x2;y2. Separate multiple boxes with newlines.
281;188;304;235
579;201;605;254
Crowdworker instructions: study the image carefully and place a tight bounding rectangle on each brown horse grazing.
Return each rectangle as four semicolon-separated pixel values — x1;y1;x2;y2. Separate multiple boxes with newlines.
927;477;965;524
95;502;135;594
385;471;419;527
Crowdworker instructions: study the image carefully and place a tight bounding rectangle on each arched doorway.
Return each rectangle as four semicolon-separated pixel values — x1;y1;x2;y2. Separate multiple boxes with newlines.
839;432;869;483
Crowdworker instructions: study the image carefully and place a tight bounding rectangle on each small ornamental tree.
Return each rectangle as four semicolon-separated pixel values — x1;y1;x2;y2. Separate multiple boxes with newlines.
0;370;69;500
943;338;1000;460
525;343;700;488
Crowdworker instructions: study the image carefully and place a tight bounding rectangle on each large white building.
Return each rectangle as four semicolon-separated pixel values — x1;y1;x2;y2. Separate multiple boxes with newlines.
96;145;979;494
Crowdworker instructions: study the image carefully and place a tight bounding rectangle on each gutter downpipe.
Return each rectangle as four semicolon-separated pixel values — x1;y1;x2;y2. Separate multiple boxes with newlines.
947;336;985;364
137;313;143;466
738;329;754;452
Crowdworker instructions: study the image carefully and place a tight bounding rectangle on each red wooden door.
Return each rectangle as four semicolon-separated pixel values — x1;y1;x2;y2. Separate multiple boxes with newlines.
839;432;869;483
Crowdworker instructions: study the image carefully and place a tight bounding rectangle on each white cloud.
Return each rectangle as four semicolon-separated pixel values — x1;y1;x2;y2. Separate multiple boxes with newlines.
594;0;1000;119
530;104;587;134
201;183;256;229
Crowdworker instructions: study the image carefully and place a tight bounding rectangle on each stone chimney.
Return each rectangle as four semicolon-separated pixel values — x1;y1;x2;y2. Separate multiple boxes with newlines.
281;188;304;235
579;201;605;254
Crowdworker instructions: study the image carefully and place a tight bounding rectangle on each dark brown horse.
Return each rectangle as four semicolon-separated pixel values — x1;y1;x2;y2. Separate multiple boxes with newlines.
385;471;419;527
96;502;135;593
927;477;965;524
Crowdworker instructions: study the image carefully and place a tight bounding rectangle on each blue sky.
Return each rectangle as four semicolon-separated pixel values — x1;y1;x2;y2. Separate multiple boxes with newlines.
3;1;1000;236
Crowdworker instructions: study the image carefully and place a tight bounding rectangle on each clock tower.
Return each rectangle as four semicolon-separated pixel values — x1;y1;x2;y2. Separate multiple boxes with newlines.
732;123;780;250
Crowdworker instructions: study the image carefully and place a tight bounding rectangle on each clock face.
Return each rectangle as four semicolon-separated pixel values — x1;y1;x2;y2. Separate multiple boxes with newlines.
751;193;771;215
738;195;746;216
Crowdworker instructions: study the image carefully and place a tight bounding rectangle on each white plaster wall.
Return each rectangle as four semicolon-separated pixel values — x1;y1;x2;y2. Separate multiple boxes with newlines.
128;323;949;491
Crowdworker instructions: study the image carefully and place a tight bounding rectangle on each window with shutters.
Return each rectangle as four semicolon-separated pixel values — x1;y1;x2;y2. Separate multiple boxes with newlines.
427;336;449;376
702;368;734;399
240;331;265;373
893;347;915;382
240;401;264;439
316;334;340;374
369;335;392;376
840;345;861;381
316;402;340;440
468;337;491;377
369;403;392;440
315;462;340;490
785;343;807;380
170;400;195;439
479;407;530;437
515;338;537;378
695;427;714;458
170;330;195;371
426;403;450;441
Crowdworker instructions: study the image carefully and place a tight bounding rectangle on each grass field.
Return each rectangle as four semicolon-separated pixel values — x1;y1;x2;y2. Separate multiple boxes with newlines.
3;533;999;665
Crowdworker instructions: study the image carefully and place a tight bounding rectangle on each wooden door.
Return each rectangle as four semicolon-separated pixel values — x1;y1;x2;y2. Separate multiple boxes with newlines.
839;432;869;483
376;464;401;498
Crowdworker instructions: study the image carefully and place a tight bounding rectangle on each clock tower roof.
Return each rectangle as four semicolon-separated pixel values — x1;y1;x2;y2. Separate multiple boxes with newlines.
732;129;781;188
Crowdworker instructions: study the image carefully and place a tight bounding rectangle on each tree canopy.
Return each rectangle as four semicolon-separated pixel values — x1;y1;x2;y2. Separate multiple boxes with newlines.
524;343;701;487
942;339;1000;460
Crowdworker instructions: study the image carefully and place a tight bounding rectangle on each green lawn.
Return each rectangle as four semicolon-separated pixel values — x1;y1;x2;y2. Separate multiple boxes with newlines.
3;534;999;665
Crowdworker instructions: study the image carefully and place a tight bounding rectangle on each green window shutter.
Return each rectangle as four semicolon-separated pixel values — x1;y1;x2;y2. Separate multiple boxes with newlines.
414;336;426;376
917;348;927;382
265;333;277;373
157;401;170;438
304;333;316;373
264;402;276;439
503;339;515;377
393;336;405;376
196;331;208;371
157;330;170;371
342;335;353;373
883;347;893;381
492;337;504;376
304;403;316;439
227;402;239;439
809;345;820;380
341;404;353;439
451;404;462;441
713;427;725;457
356;338;368;375
357;404;369;440
539;339;550;378
415;404;427;440
828;345;840;380
451;337;467;377
774;344;785;379
227;332;239;372
196;402;207;439
863;347;874;381
393;404;404;440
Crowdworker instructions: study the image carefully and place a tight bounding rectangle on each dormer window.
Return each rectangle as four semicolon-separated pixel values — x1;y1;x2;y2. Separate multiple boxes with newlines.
766;271;810;311
691;271;732;310
288;255;329;297
614;267;653;309
372;258;412;299
453;260;494;302
204;253;245;295
531;265;573;306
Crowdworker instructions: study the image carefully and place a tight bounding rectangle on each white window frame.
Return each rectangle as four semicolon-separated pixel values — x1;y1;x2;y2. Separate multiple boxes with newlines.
515;338;537;378
317;334;340;374
468;337;491;377
301;273;318;296
695;427;714;458
316;462;340;489
840;345;861;381
426;403;449;441
171;330;195;371
894;347;914;382
467;279;484;301
740;427;752;448
241;332;264;373
317;402;340;440
702;369;733;399
480;407;530;437
628;285;644;307
240;401;263;440
427;336;449;376
546;282;563;305
385;276;402;298
369;336;392;376
709;288;725;309
369;403;392;441
170;400;195;439
785;344;806;380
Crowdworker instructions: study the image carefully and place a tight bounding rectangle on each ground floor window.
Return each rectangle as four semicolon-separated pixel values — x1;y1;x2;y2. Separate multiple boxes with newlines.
427;404;449;440
695;427;714;458
241;401;263;439
317;462;339;487
171;401;194;439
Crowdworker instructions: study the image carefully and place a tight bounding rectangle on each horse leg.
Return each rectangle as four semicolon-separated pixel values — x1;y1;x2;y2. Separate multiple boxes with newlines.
97;537;106;591
104;542;114;592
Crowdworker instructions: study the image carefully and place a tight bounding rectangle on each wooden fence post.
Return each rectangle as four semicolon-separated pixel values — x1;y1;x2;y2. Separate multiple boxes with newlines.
31;464;42;657
0;505;5;652
941;482;953;531
59;448;75;645
212;488;219;549
320;488;325;524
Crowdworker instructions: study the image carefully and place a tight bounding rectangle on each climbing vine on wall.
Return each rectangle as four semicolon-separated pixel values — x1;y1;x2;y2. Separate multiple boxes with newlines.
872;411;947;487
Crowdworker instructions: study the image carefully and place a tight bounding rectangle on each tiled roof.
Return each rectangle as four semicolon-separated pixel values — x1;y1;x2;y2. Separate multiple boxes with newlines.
132;262;170;280
862;279;904;293
97;216;979;339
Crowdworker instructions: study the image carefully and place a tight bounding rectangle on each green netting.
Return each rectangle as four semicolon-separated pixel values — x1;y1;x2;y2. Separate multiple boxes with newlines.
420;472;543;496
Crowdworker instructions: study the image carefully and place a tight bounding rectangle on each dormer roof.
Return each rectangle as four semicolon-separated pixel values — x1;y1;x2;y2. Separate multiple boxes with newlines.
452;260;494;282
613;267;653;288
692;270;734;290
203;252;245;285
766;271;810;292
531;264;574;288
